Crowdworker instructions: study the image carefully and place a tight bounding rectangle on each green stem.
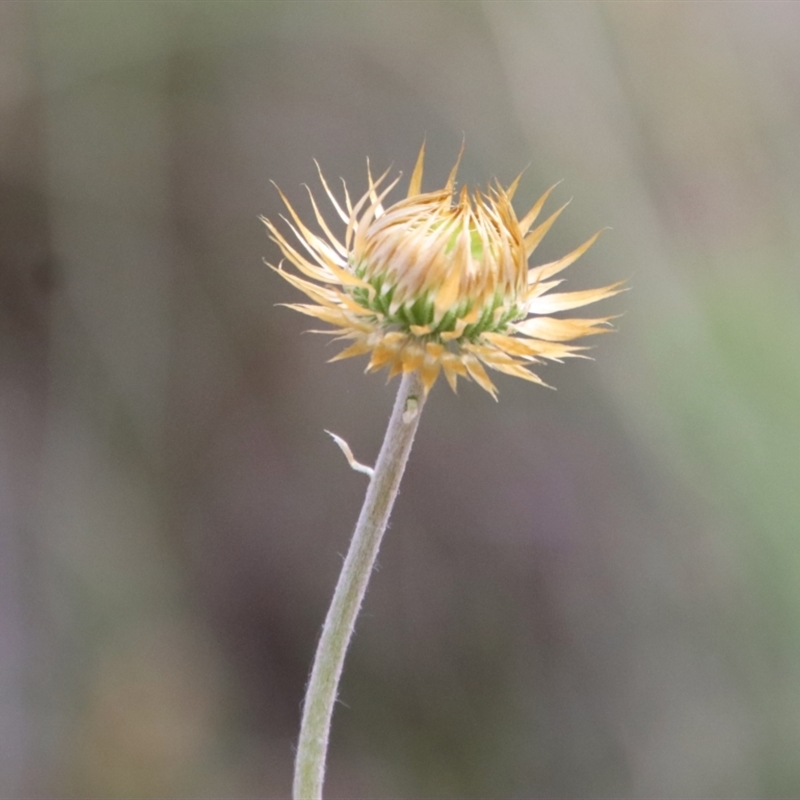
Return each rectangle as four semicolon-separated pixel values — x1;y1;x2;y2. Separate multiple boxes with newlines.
293;370;427;800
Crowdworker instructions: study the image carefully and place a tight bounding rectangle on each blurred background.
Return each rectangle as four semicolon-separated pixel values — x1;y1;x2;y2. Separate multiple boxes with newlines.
2;1;800;797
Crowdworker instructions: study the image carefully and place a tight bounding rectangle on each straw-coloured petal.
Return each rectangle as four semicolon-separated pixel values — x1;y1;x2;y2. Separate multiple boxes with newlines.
526;281;627;315
518;181;561;234
265;144;623;398
524;201;570;257
512;315;614;341
527;230;606;285
328;339;373;362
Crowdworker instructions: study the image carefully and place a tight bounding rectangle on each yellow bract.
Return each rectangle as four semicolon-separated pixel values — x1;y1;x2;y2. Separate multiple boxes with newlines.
263;144;623;399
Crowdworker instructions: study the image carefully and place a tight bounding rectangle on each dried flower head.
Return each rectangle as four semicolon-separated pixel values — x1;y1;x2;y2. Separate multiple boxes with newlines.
263;144;623;398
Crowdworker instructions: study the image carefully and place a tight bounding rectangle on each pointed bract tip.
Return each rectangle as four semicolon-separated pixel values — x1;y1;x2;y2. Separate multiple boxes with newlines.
407;139;426;198
445;139;466;195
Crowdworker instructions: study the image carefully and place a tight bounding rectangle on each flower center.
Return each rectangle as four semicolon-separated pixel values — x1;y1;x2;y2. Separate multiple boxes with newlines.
349;191;527;344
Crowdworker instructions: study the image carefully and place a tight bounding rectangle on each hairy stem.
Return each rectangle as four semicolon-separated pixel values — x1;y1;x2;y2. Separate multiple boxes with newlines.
293;371;427;800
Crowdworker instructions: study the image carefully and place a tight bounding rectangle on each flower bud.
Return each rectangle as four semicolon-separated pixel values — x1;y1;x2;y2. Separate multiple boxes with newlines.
264;144;624;398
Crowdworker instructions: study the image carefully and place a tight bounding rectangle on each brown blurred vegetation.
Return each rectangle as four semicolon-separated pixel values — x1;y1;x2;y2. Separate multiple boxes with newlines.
2;2;800;797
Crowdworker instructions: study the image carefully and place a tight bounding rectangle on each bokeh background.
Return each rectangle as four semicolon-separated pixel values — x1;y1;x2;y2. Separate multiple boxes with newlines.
3;1;800;797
